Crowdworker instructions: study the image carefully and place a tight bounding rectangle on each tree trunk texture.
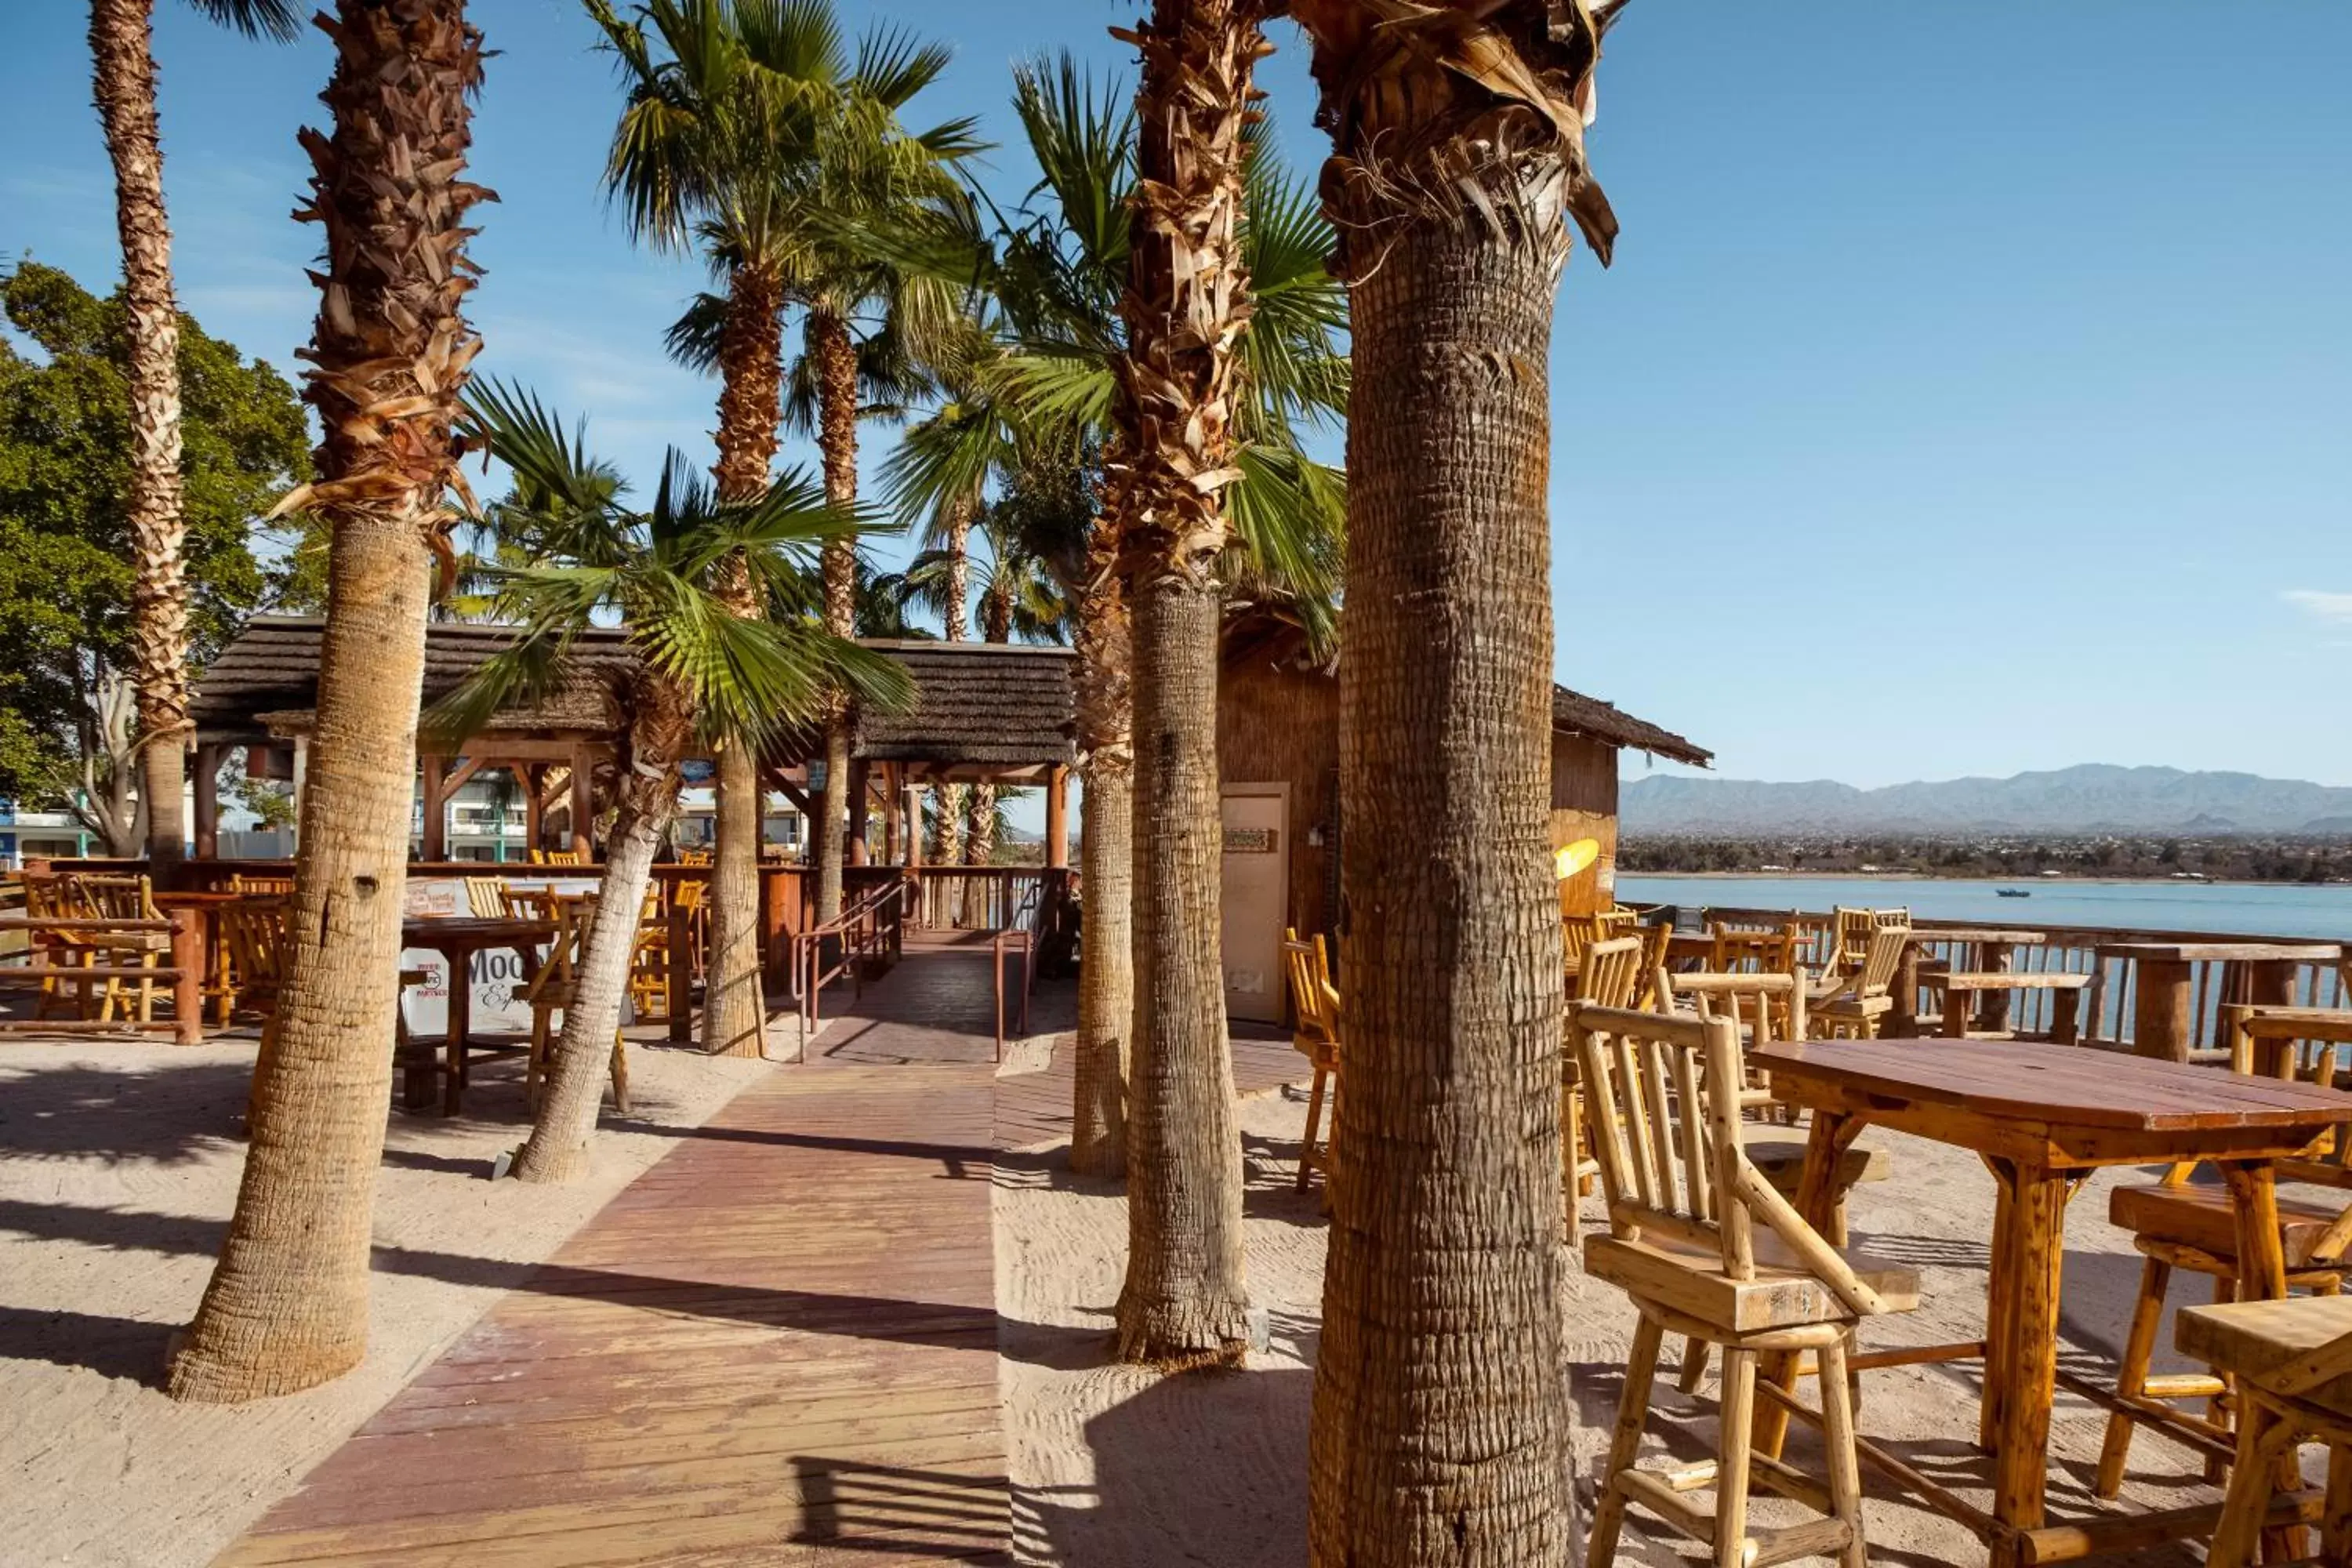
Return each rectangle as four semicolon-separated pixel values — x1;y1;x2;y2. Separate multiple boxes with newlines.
515;685;690;1181
1105;0;1259;1365
702;735;766;1055
703;263;784;1058
1291;2;1619;1556
91;0;191;873
1068;549;1133;1177
810;307;859;925
168;0;488;1403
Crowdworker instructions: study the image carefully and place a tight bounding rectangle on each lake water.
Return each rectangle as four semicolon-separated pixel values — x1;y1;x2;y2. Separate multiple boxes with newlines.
1617;874;2352;941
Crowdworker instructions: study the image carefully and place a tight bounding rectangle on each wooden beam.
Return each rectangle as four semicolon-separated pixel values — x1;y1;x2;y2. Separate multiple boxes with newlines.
765;765;815;818
419;753;447;862
192;742;221;860
1045;764;1069;869
440;754;485;797
524;763;544;853
569;746;594;861
905;779;924;869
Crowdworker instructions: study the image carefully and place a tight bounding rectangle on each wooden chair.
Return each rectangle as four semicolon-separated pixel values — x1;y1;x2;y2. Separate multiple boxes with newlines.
1708;919;1804;978
71;875;169;1024
1630;919;1677;1011
1284;930;1342;1193
25;875;98;1021
2177;1294;2352;1568
530;848;585;867
463;877;512;919
229;873;296;897
2095;1004;2352;1501
518;894;629;1113
1573;1002;1920;1568
624;885;671;1022
1563;938;1647;1220
217;899;292;1030
1807;924;1911;1039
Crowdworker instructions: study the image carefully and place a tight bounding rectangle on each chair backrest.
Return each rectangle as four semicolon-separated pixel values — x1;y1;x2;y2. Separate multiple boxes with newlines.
1853;923;1911;999
220;901;292;993
464;877;511;919
26;875;86;920
230;873;296;897
1283;929;1340;1044
1672;971;1806;1050
1562;913;1602;975
535;849;585;867
1577;936;1645;1010
524;894;597;1000
74;874;156;920
1569;1002;1886;1312
2208;1006;2352;1208
674;848;712;866
1632;920;1676;1010
1595;907;1640;940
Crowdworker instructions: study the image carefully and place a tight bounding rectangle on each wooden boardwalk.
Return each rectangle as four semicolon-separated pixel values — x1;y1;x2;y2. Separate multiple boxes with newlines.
216;941;1310;1568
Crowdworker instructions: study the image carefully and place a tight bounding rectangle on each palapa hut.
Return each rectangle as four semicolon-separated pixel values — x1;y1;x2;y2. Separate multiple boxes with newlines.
1216;617;1711;1022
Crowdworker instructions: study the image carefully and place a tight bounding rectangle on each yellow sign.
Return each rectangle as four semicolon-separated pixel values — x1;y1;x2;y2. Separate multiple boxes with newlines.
1554;838;1600;881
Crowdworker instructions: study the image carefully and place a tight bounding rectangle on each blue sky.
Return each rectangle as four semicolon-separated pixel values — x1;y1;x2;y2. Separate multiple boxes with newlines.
5;2;2350;797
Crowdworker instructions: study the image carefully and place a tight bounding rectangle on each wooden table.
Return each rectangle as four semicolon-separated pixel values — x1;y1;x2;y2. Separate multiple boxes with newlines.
152;889;249;1029
1755;1037;2352;1566
2094;942;2343;1062
1894;927;2047;1036
398;917;554;1115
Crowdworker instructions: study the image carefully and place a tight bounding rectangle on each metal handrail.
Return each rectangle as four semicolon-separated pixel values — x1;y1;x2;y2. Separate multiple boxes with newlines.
792;876;908;1047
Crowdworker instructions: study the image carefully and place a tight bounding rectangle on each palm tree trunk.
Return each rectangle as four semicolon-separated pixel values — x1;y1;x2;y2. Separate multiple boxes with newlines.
1292;2;1618;1558
515;691;688;1181
169;0;488;1403
703;262;783;1058
1069;557;1131;1177
810;307;859;925
90;0;190;873
1106;0;1260;1365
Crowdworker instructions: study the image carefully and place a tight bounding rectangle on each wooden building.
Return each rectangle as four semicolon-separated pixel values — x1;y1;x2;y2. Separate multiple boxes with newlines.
1216;619;1711;1021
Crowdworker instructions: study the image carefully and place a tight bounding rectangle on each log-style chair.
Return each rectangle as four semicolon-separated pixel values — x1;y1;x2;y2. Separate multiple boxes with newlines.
1807;924;1911;1040
626;885;673;1022
520;895;630;1113
1707;918;1803;977
228;873;296;897
217;898;292;1031
530;848;586;867
463;877;512;918
71;874;170;1024
1563;938;1648;1221
1284;930;1342;1193
2177;1294;2352;1568
1573;1003;1920;1568
2095;1004;2352;1500
1631;918;1678;1011
25;875;98;1021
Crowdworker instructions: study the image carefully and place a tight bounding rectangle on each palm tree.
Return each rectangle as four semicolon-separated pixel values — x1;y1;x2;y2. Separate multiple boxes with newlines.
883;53;1346;1185
586;0;975;1060
1289;1;1625;1559
167;0;492;1405
433;385;906;1182
89;0;298;872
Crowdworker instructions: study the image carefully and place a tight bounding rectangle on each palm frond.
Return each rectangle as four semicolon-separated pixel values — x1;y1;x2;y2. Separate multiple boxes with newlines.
183;0;301;42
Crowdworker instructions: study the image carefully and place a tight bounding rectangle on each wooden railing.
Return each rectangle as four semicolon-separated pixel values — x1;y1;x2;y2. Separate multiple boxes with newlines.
902;866;1048;933
790;877;909;1042
1677;903;2351;1056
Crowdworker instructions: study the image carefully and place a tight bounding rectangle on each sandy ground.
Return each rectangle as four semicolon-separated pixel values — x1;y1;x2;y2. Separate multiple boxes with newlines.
996;1081;2276;1568
0;1032;774;1568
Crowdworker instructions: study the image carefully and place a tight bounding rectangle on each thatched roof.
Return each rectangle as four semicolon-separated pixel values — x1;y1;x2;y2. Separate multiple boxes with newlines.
193;617;633;741
193;618;1077;771
1551;688;1711;768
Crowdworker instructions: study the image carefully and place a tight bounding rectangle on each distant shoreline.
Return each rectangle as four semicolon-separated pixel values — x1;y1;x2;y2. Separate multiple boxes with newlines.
1616;870;2332;891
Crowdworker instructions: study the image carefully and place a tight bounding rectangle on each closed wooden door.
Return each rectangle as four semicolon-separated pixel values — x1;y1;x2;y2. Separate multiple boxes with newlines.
1220;784;1290;1023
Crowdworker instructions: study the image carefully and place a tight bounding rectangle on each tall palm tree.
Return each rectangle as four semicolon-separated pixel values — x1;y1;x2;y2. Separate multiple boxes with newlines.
884;53;1346;1184
587;0;975;1060
167;0;492;1405
1290;2;1624;1559
89;0;299;872
434;385;906;1182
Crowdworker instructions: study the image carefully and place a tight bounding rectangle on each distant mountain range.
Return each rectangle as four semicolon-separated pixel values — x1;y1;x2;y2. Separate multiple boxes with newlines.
1621;765;2352;837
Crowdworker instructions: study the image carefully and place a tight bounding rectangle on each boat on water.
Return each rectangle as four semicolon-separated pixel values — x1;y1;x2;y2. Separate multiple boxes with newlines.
1996;888;2032;898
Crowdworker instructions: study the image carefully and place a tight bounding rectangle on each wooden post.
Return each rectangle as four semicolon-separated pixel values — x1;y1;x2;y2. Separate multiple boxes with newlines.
2134;959;2194;1062
524;763;544;854
2248;960;2299;1011
1046;764;1070;869
667;902;692;1045
1980;939;2017;1036
191;742;221;860
880;764;901;864
906;779;924;869
419;754;447;862
569;746;594;862
845;757;870;867
169;910;204;1045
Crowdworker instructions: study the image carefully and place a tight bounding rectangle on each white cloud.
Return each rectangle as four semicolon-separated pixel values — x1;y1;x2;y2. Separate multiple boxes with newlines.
2282;590;2352;622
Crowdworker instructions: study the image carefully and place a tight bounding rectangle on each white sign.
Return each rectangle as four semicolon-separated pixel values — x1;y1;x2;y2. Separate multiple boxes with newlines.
398;876;599;1036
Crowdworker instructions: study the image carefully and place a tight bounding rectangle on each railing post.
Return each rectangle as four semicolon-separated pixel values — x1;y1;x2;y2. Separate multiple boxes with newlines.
169;910;204;1046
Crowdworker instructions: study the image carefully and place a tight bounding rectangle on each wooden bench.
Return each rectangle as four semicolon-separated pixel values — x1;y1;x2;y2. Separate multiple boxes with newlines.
1921;969;2090;1043
0;913;205;1045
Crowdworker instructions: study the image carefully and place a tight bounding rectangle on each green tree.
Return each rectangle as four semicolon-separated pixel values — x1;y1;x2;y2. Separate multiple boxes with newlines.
435;383;908;1181
0;260;309;850
586;0;977;1067
89;0;299;869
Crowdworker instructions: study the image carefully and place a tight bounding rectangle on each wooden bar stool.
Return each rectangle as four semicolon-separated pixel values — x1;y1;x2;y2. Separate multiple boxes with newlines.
2096;1004;2352;1501
1572;1003;1921;1568
1283;930;1341;1193
1563;937;1646;1225
2176;1293;2352;1568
